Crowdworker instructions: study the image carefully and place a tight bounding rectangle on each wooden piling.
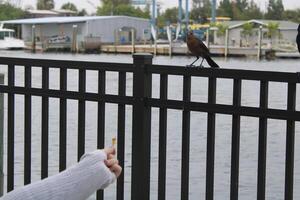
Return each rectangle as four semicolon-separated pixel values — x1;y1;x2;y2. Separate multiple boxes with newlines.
32;25;36;53
71;25;78;53
167;26;172;57
154;30;157;56
169;39;172;57
131;28;135;54
225;29;229;58
257;26;262;61
114;29;118;53
206;27;210;49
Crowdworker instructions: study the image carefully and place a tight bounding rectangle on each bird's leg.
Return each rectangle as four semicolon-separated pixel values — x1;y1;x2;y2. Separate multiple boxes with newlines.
189;56;199;67
199;57;204;68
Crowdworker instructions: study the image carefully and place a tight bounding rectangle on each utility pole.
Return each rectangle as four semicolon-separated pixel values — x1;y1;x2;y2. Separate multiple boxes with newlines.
178;0;182;31
211;0;216;23
152;0;156;27
185;0;189;33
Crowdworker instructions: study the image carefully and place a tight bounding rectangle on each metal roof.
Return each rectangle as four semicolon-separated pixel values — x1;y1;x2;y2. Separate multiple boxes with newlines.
26;9;77;15
227;19;298;30
52;9;77;14
26;10;58;15
1;16;149;25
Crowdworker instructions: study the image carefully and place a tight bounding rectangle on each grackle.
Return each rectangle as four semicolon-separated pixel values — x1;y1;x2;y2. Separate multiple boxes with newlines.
297;24;300;53
187;31;220;68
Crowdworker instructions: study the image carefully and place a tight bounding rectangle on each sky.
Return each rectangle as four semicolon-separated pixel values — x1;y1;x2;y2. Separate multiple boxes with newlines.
12;0;300;14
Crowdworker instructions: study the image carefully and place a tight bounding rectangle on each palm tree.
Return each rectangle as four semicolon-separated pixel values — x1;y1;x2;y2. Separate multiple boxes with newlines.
266;22;279;47
37;0;55;10
216;23;229;38
241;22;254;47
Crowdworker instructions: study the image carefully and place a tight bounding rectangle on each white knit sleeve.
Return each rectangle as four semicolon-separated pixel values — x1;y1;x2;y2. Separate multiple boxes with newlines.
0;150;116;200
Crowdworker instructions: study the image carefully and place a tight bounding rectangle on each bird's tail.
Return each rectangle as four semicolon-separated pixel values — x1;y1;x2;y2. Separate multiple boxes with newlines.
205;56;220;68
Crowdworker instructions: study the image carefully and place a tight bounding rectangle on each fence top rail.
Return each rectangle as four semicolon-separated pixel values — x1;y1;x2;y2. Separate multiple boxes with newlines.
0;56;134;72
0;56;299;83
149;64;300;83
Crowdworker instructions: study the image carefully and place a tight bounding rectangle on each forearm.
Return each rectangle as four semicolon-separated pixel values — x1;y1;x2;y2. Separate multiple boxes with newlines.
1;150;115;200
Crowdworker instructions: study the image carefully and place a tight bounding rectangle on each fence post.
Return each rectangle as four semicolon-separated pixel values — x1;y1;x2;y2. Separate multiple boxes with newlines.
31;25;36;53
131;53;153;200
71;25;78;53
131;28;135;54
224;28;229;58
257;26;262;61
0;74;4;196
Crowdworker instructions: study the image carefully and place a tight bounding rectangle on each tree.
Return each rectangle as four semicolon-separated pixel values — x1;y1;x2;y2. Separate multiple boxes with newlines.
283;9;300;23
217;0;262;20
266;22;279;46
244;0;263;19
236;0;248;12
100;0;130;13
156;15;166;28
61;2;78;12
265;0;284;20
163;7;181;24
97;3;149;18
190;0;211;23
102;0;130;4
214;23;228;37
218;0;233;18
0;3;25;20
78;9;88;16
37;0;55;10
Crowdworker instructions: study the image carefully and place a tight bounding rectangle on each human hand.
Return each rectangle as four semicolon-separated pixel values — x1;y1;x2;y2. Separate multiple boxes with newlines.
104;147;122;178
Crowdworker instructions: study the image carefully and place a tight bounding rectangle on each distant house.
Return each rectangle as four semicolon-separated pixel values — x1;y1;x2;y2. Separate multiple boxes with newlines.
212;19;298;48
2;16;150;49
26;9;77;18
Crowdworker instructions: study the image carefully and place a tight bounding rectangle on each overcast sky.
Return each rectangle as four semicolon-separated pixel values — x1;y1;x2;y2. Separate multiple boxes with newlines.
15;0;300;14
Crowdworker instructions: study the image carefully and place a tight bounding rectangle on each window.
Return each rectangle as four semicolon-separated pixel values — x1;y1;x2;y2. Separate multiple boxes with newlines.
0;32;4;40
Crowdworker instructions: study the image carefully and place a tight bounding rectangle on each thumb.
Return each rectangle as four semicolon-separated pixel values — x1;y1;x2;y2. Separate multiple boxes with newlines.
104;147;115;157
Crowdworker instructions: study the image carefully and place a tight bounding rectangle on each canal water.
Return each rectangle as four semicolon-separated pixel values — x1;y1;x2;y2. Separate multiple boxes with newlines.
0;51;299;200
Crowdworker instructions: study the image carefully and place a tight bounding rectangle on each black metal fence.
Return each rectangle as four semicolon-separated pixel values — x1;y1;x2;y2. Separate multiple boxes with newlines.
0;54;299;200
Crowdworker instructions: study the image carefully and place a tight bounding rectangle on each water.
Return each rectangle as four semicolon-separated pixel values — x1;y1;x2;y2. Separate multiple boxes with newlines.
0;50;299;200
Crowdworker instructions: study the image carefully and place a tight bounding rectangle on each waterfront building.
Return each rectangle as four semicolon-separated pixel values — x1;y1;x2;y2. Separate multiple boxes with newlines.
212;19;298;49
1;16;150;51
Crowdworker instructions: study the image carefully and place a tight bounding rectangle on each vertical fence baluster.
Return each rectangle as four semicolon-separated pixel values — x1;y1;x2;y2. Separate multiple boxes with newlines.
117;72;126;200
24;65;32;184
59;67;67;171
206;77;216;200
0;74;4;196
97;70;105;200
158;74;168;200
230;79;242;200
7;64;15;192
181;75;191;200
78;68;86;161
257;80;269;200
284;82;296;200
41;66;49;179
131;54;152;200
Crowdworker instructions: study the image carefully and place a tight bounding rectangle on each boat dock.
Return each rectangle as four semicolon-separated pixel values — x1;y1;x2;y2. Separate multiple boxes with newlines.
100;43;277;58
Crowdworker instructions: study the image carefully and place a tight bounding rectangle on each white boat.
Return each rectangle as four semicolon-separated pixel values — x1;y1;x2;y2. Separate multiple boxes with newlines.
0;26;25;50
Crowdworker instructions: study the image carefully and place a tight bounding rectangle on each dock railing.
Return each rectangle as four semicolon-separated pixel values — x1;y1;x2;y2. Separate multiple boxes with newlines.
0;54;299;200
